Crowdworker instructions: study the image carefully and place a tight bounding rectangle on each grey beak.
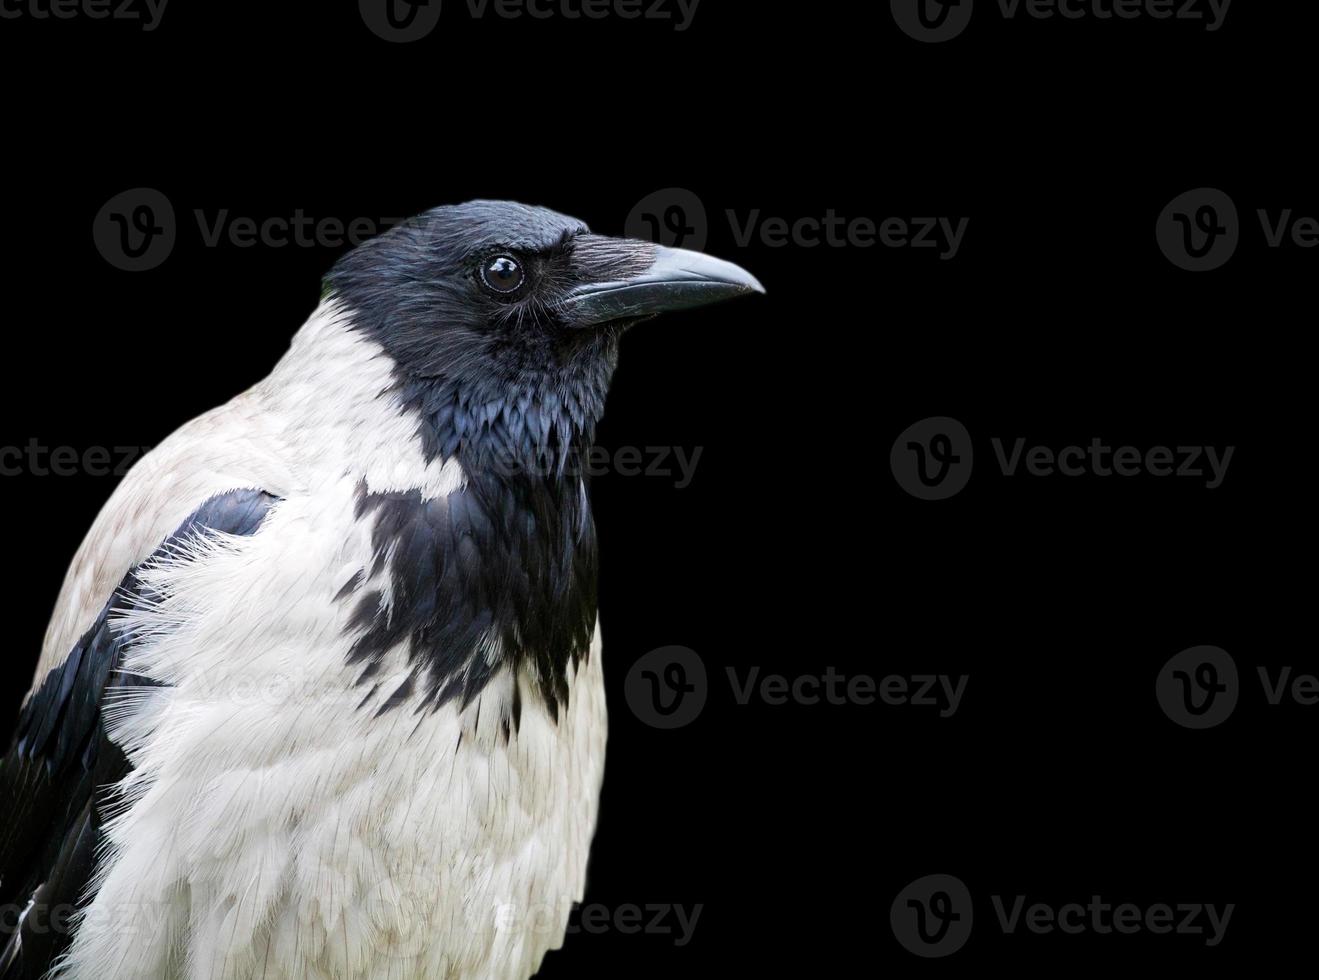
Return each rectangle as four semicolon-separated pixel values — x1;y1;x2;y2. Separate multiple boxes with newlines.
564;243;765;328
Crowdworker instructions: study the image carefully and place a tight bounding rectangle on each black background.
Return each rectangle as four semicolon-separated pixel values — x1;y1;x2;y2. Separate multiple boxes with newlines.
1;0;1312;973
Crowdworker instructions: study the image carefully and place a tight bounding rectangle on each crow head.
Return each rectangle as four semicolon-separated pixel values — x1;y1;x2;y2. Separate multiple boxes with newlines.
325;200;763;475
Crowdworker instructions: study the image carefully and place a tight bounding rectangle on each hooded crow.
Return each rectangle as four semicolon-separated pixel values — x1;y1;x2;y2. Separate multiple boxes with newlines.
0;201;763;980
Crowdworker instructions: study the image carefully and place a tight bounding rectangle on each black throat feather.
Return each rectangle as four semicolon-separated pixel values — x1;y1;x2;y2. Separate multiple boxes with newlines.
341;351;618;723
323;203;625;723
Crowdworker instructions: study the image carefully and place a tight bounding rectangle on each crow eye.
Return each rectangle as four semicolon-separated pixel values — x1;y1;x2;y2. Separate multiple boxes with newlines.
480;254;526;294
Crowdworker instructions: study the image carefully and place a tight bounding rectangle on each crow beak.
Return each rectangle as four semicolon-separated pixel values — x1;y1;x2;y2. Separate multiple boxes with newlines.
563;239;765;328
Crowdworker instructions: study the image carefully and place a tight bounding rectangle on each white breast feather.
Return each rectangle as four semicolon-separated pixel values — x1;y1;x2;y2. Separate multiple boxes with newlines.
39;302;607;980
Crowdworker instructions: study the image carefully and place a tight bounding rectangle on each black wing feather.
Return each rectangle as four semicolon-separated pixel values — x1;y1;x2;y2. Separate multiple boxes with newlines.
0;489;279;979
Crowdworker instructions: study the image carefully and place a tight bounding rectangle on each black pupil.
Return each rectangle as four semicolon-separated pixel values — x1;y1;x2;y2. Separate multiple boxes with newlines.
485;256;523;291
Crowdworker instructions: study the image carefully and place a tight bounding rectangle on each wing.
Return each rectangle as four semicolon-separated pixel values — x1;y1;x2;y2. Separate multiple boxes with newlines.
0;489;279;979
